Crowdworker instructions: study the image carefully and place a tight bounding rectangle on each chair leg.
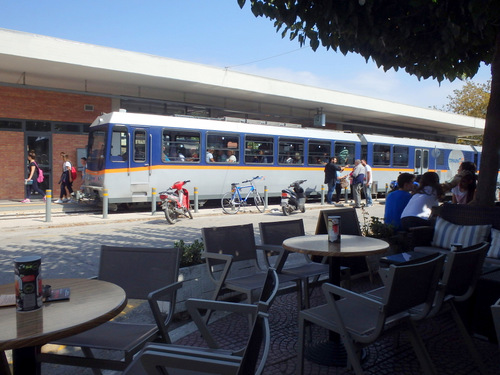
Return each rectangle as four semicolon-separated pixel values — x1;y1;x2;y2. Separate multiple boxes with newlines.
81;347;103;375
297;315;304;375
341;337;364;375
449;303;487;375
1;351;11;375
406;320;437;375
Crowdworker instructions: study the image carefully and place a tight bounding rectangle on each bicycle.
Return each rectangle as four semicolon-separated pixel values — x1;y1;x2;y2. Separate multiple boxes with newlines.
221;176;265;214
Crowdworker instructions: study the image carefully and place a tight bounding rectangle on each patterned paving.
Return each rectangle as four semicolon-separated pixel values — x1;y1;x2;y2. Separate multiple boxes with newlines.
174;277;500;374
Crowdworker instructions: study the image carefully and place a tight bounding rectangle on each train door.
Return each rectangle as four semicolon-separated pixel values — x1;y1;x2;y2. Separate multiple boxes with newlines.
414;148;429;175
129;128;151;195
25;132;51;193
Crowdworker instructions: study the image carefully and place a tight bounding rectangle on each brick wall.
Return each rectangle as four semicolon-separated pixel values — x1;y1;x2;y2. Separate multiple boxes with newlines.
0;86;111;123
0;86;112;199
0;132;25;200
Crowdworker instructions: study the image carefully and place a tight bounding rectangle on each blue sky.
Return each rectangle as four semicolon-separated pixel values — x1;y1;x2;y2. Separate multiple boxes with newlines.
0;0;492;110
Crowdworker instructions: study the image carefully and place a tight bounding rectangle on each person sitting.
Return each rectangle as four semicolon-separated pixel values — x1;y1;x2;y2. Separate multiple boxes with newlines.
451;171;476;204
400;171;443;231
227;150;237;163
384;173;416;231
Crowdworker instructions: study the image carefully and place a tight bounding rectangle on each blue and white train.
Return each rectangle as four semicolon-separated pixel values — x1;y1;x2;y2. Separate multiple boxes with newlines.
83;111;484;204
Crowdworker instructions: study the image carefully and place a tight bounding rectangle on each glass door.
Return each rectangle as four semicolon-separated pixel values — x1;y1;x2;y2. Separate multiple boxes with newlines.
414;148;429;176
26;133;51;192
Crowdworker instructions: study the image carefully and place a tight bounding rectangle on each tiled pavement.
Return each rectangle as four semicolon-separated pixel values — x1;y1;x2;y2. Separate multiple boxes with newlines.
174;275;499;375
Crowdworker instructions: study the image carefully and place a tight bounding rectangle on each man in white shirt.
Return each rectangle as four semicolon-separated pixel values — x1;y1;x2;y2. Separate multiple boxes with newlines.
351;159;365;208
361;159;373;207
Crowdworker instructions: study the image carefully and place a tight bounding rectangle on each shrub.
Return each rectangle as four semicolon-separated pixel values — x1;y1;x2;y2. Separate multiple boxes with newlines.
174;239;204;267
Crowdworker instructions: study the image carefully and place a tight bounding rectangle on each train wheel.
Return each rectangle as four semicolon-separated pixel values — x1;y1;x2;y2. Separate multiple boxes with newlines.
164;202;177;224
253;191;265;213
222;192;240;214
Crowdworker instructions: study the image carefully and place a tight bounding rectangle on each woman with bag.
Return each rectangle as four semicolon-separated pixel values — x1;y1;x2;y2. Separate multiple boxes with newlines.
22;151;46;203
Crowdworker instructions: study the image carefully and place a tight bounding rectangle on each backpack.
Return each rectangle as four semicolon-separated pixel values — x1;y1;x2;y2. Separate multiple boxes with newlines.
71;166;77;181
35;162;44;183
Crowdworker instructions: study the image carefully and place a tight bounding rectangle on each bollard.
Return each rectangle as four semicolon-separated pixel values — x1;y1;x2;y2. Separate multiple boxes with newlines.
264;186;268;209
385;183;389;197
151;187;157;215
102;188;108;219
194;187;199;213
45;189;52;223
344;187;348;203
321;185;325;205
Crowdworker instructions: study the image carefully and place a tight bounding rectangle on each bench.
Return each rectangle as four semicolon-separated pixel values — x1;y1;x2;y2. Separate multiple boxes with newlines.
408;203;500;268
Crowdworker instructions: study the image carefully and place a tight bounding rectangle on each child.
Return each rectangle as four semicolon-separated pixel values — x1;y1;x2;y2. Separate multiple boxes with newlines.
451;171;476;204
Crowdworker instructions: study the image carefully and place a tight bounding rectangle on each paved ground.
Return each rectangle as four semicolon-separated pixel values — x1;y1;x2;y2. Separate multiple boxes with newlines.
1;198;497;374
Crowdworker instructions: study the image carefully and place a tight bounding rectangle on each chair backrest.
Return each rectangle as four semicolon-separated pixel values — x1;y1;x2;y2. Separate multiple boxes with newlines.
436;203;500;229
237;310;271;375
315;208;362;236
315;208;367;273
383;253;445;317
99;245;181;300
259;219;305;246
202;223;257;265
442;241;489;302
491;298;500;347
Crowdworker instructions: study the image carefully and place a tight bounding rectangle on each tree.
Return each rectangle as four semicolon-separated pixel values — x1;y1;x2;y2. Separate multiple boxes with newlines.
238;0;500;206
445;80;490;119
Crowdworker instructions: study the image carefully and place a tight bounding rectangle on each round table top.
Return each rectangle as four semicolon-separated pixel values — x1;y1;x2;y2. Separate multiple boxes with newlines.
282;234;389;257
0;278;127;350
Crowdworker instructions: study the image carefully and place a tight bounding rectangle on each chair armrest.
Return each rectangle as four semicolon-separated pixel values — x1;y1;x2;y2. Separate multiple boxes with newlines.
186;298;258;349
148;281;183;344
255;244;288;271
322;282;384;310
407;225;435;248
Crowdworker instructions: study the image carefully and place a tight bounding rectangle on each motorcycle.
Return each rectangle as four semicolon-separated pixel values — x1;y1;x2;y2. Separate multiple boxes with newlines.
281;179;307;216
159;180;193;224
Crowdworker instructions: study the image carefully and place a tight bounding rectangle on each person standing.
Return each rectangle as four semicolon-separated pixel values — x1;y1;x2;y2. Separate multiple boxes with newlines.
56;152;73;203
22;151;46;203
361;159;373;207
384;173;415;230
324;157;342;204
351;159;365;208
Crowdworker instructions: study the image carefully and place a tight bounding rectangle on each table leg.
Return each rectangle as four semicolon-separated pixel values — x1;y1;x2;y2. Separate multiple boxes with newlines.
12;346;40;375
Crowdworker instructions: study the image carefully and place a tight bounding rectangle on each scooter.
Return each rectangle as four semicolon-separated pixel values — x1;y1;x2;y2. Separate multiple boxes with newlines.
159;180;193;224
281;179;307;216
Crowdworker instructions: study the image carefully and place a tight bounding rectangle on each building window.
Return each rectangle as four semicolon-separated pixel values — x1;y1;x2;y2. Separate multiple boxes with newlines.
0;120;22;130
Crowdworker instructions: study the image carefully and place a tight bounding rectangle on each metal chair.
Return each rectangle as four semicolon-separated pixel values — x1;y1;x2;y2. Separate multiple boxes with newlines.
259;218;351;309
201;223;301;323
124;268;279;375
492;297;500;348
315;208;371;278
39;245;182;374
297;254;445;375
370;241;490;373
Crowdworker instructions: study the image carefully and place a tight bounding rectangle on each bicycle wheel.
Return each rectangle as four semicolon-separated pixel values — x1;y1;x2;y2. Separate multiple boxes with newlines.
252;191;265;213
221;192;241;214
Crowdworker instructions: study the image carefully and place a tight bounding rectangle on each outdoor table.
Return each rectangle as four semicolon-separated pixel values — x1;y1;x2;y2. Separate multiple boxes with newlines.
0;278;127;375
282;234;389;366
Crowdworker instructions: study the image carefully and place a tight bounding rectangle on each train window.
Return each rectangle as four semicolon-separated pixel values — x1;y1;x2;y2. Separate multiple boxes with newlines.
110;128;128;162
393;146;409;167
133;130;147;162
207;133;240;163
278;138;304;164
436;149;445;166
162;130;200;162
373;144;391;166
334;143;355;166
88;130;106;170
308;140;330;165
244;135;274;164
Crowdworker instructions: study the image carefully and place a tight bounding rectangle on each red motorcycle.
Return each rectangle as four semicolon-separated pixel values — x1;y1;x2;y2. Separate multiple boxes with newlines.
159;180;193;224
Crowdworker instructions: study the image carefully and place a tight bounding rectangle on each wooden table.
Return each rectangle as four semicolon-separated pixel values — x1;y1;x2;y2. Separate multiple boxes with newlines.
0;278;127;375
282;234;389;366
